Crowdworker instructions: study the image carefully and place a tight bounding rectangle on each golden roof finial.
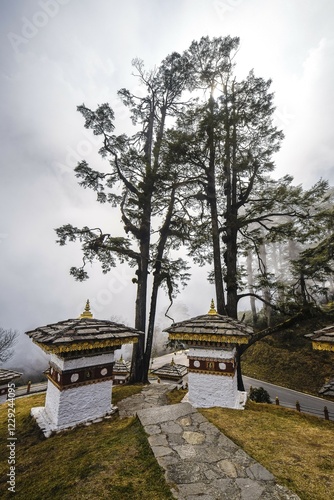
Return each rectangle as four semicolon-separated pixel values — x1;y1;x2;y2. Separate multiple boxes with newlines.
208;299;217;315
80;299;93;319
171;357;175;366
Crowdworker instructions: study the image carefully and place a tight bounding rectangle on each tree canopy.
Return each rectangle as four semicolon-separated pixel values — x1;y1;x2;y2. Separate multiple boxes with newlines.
56;36;333;383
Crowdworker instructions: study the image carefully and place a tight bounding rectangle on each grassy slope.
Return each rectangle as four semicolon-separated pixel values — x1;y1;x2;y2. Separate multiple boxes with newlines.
0;390;173;500
241;313;334;396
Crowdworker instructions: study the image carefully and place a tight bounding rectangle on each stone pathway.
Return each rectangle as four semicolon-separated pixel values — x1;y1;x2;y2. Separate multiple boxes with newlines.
117;383;175;418
118;385;300;500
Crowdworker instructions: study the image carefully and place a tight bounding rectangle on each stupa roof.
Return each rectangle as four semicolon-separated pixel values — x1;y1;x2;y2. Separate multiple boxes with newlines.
0;369;22;384
151;360;188;380
113;356;131;374
319;377;334;397
164;300;252;346
311;325;334;352
26;300;142;355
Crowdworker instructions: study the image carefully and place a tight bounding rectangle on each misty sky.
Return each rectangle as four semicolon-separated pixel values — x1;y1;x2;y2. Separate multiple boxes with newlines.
1;0;334;369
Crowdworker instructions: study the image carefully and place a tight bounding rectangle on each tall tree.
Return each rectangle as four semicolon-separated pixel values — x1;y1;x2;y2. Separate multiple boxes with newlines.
56;54;192;382
169;37;284;318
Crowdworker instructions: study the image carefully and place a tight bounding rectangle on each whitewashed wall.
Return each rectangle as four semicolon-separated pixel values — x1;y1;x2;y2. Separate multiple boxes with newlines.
187;346;238;408
188;371;238;408
44;378;113;429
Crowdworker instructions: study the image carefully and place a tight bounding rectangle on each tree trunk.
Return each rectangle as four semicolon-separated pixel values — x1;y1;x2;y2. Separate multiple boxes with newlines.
236;346;245;391
207;94;226;314
142;276;160;383
130;205;150;382
141;186;176;382
247;252;258;324
225;82;238;320
259;243;272;327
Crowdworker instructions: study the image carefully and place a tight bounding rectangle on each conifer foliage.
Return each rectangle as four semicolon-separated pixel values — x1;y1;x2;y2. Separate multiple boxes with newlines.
56;37;332;382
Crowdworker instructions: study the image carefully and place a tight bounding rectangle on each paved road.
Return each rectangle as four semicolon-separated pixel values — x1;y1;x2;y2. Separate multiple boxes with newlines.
13;351;334;421
243;376;334;420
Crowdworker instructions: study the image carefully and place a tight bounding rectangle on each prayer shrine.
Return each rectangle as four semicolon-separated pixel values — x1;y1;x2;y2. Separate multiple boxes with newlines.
164;300;252;409
112;356;131;385
311;325;334;352
26;300;141;437
150;358;188;386
311;324;334;397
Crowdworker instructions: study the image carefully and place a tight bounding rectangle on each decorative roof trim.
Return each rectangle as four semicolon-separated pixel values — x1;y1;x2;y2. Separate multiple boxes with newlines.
312;341;334;352
33;336;138;354
168;332;249;345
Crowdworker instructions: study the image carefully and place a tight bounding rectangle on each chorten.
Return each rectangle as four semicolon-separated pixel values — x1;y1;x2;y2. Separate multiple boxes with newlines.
112;355;131;385
311;325;334;352
310;325;334;396
26;300;142;436
150;358;188;385
164;300;252;409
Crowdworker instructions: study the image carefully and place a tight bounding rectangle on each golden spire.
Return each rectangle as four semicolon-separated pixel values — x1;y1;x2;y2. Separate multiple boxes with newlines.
208;299;217;315
171;357;175;366
80;299;93;319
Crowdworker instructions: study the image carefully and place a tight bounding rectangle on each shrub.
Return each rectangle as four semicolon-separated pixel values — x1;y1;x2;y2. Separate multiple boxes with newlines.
249;386;271;404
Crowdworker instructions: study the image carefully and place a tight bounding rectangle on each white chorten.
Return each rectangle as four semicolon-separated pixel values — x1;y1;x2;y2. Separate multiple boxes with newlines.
164;300;252;409
26;300;142;437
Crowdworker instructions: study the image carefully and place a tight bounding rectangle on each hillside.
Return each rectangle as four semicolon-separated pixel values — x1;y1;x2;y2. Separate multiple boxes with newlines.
241;312;334;397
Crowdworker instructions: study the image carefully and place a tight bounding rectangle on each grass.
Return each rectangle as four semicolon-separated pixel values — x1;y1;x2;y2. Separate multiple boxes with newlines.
112;383;144;405
165;387;187;405
201;401;334;500
0;392;173;500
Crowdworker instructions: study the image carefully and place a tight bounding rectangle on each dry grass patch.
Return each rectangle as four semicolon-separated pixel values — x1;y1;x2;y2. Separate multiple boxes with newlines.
166;387;187;405
201;401;334;500
0;391;173;500
112;383;144;405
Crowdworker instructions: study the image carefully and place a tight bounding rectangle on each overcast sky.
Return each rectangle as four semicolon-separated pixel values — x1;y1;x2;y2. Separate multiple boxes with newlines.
1;0;334;369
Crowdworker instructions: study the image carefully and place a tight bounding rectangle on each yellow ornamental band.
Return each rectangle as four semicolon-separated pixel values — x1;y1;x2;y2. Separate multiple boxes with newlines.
34;336;139;354
168;332;249;344
312;341;334;352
